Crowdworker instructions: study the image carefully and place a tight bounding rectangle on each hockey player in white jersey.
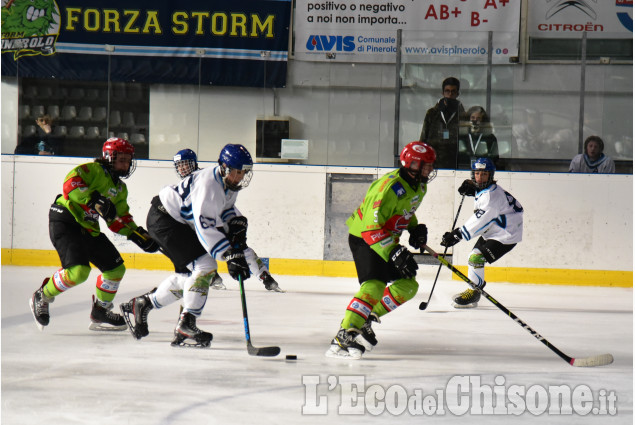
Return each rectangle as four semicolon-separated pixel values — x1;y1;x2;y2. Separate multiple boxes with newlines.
441;157;523;308
120;144;278;347
172;148;281;292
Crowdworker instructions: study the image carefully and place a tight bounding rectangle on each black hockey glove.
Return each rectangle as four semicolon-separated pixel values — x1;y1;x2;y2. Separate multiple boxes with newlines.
227;216;248;250
441;228;462;247
224;248;250;281
458;179;478;197
389;245;418;279
408;224;428;250
128;226;160;253
88;191;116;221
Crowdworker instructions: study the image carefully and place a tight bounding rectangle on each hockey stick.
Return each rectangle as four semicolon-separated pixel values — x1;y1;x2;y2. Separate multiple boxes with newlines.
238;275;281;357
423;244;614;367
419;194;466;310
115;217;167;255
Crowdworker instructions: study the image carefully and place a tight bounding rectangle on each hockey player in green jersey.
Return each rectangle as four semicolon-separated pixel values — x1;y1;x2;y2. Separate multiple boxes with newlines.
29;138;159;332
326;141;436;359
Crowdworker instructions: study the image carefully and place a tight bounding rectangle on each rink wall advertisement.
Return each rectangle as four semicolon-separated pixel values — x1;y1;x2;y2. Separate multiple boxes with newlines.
1;155;632;286
294;0;520;63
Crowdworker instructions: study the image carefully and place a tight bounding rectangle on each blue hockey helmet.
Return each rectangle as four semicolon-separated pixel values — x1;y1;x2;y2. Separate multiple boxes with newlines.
173;148;198;178
218;144;253;191
471;157;496;189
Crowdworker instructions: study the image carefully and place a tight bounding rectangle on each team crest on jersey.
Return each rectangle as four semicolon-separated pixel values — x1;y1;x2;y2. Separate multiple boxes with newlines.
391;182;406;198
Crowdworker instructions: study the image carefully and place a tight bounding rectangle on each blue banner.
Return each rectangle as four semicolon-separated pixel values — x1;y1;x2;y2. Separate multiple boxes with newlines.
1;0;291;87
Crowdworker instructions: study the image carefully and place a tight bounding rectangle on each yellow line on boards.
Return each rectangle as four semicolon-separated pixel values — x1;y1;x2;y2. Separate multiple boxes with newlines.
2;249;631;288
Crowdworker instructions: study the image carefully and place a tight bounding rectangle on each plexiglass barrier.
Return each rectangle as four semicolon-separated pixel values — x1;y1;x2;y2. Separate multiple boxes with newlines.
2;29;632;173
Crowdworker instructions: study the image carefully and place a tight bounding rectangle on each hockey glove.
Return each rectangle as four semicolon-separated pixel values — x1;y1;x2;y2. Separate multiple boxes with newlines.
441;228;463;247
389;245;418;279
224;248;250;281
128;227;160;253
458;179;478;197
227;216;248;250
88;191;116;221
408;224;428;250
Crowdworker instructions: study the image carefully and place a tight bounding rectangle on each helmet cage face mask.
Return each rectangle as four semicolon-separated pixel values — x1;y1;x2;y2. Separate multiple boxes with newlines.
175;159;197;178
103;138;136;179
174;149;198;178
221;164;253;191
218;144;254;191
471;158;495;190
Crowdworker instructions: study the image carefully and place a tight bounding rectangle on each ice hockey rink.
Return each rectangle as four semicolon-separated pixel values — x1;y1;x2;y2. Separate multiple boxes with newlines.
2;265;632;424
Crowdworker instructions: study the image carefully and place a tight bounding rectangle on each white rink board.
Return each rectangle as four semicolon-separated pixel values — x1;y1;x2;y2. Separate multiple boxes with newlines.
1;155;632;271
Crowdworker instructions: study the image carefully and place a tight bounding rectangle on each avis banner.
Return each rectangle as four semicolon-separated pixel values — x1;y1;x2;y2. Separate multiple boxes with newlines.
294;0;520;63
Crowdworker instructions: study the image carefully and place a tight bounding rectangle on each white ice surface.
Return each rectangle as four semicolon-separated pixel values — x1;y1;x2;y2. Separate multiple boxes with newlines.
2;265;632;424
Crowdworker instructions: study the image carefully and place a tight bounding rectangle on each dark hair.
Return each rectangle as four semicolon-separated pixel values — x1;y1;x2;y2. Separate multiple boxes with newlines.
584;135;604;152
466;106;490;123
442;77;460;91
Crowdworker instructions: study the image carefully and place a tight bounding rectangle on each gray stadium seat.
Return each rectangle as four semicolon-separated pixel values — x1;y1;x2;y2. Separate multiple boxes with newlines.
61;105;77;121
69;126;85;138
77;106;92;121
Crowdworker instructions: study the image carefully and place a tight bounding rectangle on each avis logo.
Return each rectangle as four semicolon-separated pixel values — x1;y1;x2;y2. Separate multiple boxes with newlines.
306;35;355;52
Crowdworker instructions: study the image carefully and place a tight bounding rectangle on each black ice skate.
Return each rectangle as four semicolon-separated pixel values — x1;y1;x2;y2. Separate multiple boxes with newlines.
260;271;284;292
171;312;213;348
356;312;380;352
29;278;54;331
325;328;366;360
210;272;226;290
89;296;127;331
120;293;154;339
452;285;484;309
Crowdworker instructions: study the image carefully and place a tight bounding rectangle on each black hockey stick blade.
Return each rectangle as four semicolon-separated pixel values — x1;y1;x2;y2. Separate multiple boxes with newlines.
422;244;614;368
247;342;281;357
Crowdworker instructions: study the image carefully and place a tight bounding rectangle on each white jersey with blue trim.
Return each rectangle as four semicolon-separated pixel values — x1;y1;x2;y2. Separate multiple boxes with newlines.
159;166;240;260
459;183;523;245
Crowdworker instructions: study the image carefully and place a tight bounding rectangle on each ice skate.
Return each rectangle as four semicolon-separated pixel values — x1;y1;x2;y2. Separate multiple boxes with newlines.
452;287;482;309
171;312;213;348
29;278;54;331
89;296;127;331
325;328;366;360
356;312;380;352
260;271;284;292
210;272;226;290
120;293;154;339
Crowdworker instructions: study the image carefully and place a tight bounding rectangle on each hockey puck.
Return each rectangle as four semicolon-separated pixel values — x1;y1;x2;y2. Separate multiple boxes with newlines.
285;355;297;360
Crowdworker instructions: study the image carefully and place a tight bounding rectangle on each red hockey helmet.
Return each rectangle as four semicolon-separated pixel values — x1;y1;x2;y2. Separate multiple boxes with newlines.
400;141;437;184
102;137;136;178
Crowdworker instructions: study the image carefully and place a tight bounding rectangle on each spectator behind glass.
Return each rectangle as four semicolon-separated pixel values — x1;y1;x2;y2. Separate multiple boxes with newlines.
569;135;616;173
457;106;500;170
419;76;466;169
34;114;58;155
15;114;59;155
